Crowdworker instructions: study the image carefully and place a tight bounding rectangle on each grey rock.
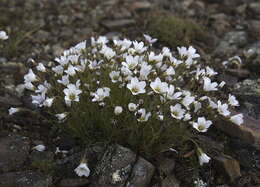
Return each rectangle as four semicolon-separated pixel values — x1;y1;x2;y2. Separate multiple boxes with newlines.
0;171;52;187
101;19;135;30
161;174;180;187
234;79;260;120
214;31;248;57
0;134;30;172
128;157;155;187
91;145;155;187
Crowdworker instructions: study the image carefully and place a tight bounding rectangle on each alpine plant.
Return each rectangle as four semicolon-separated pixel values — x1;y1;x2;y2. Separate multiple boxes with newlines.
16;34;244;166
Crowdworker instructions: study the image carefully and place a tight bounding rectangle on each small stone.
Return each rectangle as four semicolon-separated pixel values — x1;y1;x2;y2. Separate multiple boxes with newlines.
101;19;135;30
213;154;241;181
248;2;260;18
0;171;52;187
161;174;180;187
60;178;90;187
131;1;152;12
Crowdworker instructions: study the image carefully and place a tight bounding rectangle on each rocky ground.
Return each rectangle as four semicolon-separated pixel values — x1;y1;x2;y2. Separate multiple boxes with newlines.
0;0;260;186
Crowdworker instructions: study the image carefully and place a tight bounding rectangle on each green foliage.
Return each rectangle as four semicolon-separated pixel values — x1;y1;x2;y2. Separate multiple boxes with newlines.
148;13;208;49
31;160;55;175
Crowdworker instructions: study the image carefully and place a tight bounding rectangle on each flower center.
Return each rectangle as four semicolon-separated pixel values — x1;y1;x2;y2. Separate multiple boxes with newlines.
131;86;139;93
198;125;205;131
69;94;76;101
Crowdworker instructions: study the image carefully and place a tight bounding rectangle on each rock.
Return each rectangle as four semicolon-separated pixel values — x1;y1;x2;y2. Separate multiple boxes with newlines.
155;155;176;175
225;68;249;79
60;178;90;187
91;144;155;187
0;171;52;187
131;1;152;12
101;19;135;30
0;95;23;107
210;13;230;34
0;134;30;172
213;154;241;181
161;174;180;187
234;79;260;120
128;157;155;187
248;2;260;18
214;31;248;57
216;112;260;150
248;20;260;37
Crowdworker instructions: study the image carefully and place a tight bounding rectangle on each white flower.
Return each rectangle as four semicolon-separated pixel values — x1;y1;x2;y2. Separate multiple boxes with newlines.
24;69;37;83
182;95;195;109
109;71;121;83
9;107;20;115
143;34;157;44
112;170;122;183
122;55;139;70
217;101;230;116
33;145;46;152
203;77;218;91
88;60;102;70
114;39;132;51
74;162;90;177
55;113;67;121
208;98;217;109
100;46;116;60
219;81;226;88
170;104;185;120
127;77;146;95
139;62;152;80
133;41;147;54
148;52;163;63
183;113;191;121
150;77;168;94
52;65;64;75
178;46;200;59
194;178;207;187
36;63;46;72
136;108;151;122
162;47;171;57
0;31;8;40
166;85;182;100
192;117;212;132
193;101;202;113
43;97;54;107
114;106;123;115
230;114;243;125
58;75;70;86
64;84;82;104
206;66;218;76
91;87;111;102
228;94;239;106
164;66;175;76
31;94;46;107
24;82;35;90
65;65;78;76
128;103;137;112
197;149;211;166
